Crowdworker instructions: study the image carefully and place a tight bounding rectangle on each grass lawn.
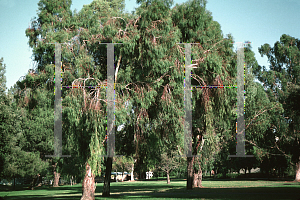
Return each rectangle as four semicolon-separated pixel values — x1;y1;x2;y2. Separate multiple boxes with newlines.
0;178;299;200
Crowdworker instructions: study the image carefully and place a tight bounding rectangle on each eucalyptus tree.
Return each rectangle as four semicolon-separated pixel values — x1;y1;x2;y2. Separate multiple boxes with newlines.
119;0;186;181
170;0;238;189
22;0;77;188
24;0;139;197
213;44;276;178
252;34;300;181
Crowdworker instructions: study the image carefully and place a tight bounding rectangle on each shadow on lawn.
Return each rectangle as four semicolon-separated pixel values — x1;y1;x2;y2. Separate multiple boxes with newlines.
0;184;81;192
0;195;79;200
96;185;300;200
1;180;299;200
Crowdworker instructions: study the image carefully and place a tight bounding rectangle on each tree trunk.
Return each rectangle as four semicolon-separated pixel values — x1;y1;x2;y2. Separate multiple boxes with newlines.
139;170;145;180
193;158;203;188
187;157;194;190
193;171;202;188
53;171;60;187
294;159;300;182
166;171;170;184
13;176;16;191
193;173;197;188
102;157;112;197
131;162;134;181
81;163;95;200
30;175;37;190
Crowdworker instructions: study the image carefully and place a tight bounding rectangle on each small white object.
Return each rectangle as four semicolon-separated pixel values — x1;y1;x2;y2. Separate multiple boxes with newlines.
146;171;153;179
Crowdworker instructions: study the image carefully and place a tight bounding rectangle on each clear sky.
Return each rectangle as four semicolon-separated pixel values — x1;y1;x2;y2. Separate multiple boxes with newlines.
0;0;299;93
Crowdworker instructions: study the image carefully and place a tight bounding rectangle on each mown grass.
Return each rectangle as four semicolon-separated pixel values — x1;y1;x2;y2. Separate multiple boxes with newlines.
0;178;299;200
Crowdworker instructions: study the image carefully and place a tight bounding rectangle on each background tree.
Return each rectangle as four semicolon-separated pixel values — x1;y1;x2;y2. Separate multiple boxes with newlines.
252;34;300;181
0;58;50;190
213;43;279;179
23;0;78;189
112;156;134;181
158;149;182;184
0;57;8;179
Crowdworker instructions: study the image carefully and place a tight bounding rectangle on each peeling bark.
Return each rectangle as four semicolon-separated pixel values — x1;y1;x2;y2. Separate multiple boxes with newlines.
53;171;60;187
188;134;204;189
52;162;60;187
193;158;203;188
81;163;95;200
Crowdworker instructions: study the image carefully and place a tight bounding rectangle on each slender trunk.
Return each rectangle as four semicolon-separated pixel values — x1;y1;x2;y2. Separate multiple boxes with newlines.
81;163;95;200
30;175;37;190
13;176;16;191
166;171;170;184
139;169;145;180
131;162;134;181
102;157;112;197
294;159;300;182
187;157;194;190
53;171;60;187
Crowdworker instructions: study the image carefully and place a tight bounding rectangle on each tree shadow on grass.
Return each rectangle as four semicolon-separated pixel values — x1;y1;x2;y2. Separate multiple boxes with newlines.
93;180;300;200
0;184;83;200
0;195;81;200
1;180;299;200
202;177;296;182
95;186;300;200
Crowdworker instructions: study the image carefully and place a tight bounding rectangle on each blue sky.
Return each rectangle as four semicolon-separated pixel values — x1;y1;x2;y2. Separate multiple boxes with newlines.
0;0;299;93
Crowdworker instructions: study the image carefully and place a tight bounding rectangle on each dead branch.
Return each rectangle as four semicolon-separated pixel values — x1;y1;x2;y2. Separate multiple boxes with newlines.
115;53;122;83
134;15;141;28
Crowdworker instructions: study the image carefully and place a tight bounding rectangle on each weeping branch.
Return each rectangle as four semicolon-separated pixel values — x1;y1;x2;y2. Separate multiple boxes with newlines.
245;139;295;166
245;103;281;129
